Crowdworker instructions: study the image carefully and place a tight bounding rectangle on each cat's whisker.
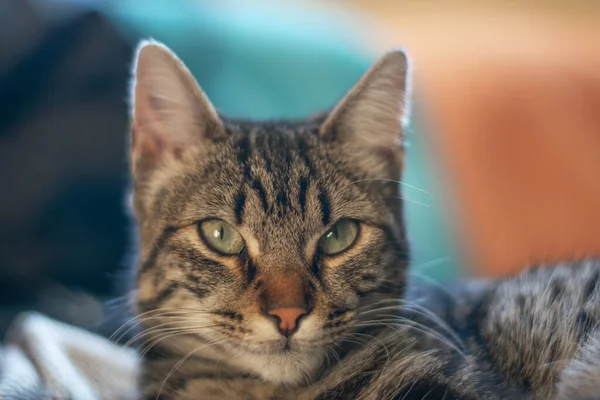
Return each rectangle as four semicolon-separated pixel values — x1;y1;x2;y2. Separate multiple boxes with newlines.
335;338;369;354
386;196;431;208
398;306;465;351
354;319;467;360
113;313;211;344
421;387;435;400
156;338;229;400
336;330;372;349
400;380;418;400
140;329;222;358
125;322;218;348
409;257;450;273
126;325;186;348
300;360;315;386
322;347;332;368
342;178;431;197
543;359;571;368
348;331;392;363
409;271;457;299
109;308;173;341
357;301;465;351
325;344;342;365
109;307;210;341
137;328;210;354
339;333;371;346
356;314;463;352
139;333;198;359
139;331;201;358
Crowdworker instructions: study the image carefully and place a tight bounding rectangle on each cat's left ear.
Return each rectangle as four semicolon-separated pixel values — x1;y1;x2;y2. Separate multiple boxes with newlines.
319;49;411;178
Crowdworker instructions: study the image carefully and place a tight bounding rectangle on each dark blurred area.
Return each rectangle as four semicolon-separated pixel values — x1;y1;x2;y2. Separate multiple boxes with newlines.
0;0;133;335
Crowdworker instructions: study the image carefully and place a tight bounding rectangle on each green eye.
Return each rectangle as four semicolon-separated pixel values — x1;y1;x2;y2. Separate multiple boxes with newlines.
318;219;359;256
198;219;245;255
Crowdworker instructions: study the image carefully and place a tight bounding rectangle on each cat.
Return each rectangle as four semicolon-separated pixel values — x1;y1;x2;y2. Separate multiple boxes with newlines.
127;40;600;399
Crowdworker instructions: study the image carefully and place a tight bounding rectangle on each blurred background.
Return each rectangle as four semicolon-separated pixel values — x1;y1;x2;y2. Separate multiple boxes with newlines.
1;0;599;336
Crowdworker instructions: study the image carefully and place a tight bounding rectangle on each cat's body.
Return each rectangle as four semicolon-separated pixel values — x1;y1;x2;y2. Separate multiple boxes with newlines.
127;41;600;399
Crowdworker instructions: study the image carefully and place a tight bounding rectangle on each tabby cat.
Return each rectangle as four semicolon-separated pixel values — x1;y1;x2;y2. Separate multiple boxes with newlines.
128;40;600;399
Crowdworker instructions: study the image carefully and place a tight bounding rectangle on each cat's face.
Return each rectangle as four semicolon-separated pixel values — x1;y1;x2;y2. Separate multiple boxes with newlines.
130;41;410;384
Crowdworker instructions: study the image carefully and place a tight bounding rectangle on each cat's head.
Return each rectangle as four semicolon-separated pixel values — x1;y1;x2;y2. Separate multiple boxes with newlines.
129;40;411;384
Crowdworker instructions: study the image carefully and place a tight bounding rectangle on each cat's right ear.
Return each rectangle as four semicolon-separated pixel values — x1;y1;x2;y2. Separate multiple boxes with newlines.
319;49;411;179
129;40;224;176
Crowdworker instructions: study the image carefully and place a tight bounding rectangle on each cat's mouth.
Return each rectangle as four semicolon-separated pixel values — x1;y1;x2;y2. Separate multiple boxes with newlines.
232;336;314;356
237;327;353;357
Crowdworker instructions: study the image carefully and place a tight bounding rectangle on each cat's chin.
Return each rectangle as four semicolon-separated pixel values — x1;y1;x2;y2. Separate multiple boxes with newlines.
234;345;326;385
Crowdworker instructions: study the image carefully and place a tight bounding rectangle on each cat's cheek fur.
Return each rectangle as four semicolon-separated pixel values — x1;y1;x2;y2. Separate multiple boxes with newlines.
244;317;286;345
293;314;323;341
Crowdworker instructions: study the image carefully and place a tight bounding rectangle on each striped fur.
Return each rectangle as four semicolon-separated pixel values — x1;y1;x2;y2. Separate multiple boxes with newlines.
126;41;600;399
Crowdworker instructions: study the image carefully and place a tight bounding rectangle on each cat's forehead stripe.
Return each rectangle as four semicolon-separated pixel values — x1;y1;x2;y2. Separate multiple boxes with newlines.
222;128;331;225
233;190;246;225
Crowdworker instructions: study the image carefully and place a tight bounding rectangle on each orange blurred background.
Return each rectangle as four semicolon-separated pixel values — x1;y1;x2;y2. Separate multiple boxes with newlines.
332;0;600;276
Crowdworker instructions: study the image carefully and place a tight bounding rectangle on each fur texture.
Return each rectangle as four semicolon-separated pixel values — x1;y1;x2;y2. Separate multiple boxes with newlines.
127;40;600;400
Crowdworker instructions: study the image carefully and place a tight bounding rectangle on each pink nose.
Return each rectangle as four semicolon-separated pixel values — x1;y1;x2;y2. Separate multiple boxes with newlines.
268;307;307;336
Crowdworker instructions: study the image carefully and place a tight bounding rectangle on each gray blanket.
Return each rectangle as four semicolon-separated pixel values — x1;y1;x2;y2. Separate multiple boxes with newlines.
0;313;137;400
2;313;597;400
